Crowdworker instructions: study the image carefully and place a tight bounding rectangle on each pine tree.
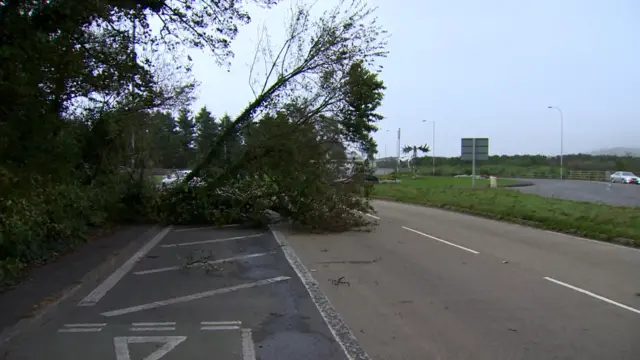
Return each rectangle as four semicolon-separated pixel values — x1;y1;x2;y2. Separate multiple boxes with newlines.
194;106;218;162
176;107;196;168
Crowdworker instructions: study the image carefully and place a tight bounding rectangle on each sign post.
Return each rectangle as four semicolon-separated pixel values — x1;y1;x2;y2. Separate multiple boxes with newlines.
461;138;489;187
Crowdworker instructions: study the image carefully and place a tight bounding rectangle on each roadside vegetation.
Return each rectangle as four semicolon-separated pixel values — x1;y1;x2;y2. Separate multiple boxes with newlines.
376;153;640;178
373;174;640;247
0;0;388;289
378;173;518;187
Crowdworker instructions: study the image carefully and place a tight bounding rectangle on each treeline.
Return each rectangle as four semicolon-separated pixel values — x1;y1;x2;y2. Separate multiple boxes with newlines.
376;154;640;178
0;0;387;288
147;108;240;170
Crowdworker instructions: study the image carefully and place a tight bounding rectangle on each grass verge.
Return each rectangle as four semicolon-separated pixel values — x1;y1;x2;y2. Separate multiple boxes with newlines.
372;179;640;247
378;174;519;188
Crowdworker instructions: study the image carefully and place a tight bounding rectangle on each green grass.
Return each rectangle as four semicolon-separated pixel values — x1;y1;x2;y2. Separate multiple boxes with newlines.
372;177;640;247
379;173;518;188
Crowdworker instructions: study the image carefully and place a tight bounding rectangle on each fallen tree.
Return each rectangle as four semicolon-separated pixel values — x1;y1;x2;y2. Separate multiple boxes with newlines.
166;0;388;231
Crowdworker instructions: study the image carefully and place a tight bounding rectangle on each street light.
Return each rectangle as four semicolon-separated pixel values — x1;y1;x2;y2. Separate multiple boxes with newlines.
422;120;436;176
547;106;564;180
384;129;390;157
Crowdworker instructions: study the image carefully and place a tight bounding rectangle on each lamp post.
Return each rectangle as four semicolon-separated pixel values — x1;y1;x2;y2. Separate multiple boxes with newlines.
547;106;564;180
422;120;436;176
384;129;390;157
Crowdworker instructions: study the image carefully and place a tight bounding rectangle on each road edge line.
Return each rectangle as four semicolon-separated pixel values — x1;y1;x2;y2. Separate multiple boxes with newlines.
269;225;370;360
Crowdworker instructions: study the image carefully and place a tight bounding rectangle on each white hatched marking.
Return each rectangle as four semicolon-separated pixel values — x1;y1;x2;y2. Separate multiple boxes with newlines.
58;328;102;333
133;252;274;275
200;321;241;325
200;326;240;331
242;329;256;360
131;322;176;326
160;233;266;248
130;327;175;332
101;276;291;317
174;224;241;232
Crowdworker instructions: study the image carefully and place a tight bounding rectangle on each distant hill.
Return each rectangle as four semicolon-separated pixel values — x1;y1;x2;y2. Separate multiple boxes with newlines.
590;147;640;156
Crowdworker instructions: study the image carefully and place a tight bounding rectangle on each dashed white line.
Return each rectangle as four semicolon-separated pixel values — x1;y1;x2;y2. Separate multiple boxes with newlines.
101;276;291;317
401;226;480;254
160;233;266;248
78;227;172;307
201;321;241;326
133;252;275;275
354;210;380;220
544;277;640;315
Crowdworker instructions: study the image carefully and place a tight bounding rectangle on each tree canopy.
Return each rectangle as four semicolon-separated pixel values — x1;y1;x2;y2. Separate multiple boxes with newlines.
0;0;388;288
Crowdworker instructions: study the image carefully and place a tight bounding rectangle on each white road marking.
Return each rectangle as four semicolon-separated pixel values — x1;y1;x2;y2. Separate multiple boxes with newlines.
401;226;480;254
241;329;256;360
200;321;241;325
353;210;380;220
270;226;370;360
543;230;640;252
133;252;275;275
101;276;291;317
130;327;175;332
58;323;106;332
174;224;240;232
160;233;266;248
544;277;640;315
57;328;103;333
114;336;186;360
78;227;172;307
131;322;176;326
200;325;240;331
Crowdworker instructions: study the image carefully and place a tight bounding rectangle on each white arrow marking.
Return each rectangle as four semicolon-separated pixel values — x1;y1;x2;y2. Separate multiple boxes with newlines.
114;336;186;360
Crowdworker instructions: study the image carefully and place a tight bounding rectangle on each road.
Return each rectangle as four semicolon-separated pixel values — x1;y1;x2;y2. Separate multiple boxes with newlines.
3;201;640;359
0;225;352;360
281;200;640;359
512;178;640;207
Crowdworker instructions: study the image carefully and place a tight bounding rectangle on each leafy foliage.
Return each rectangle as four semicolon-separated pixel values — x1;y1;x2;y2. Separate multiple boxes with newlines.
0;0;388;289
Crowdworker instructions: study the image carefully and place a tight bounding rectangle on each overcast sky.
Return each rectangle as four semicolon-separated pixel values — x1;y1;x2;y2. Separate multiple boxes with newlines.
187;0;639;157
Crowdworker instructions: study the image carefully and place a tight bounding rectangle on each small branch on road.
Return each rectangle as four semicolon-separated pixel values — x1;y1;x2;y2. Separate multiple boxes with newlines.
180;249;224;274
329;276;350;287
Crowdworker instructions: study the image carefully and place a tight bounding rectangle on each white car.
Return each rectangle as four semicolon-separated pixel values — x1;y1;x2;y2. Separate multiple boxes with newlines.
610;171;639;184
161;170;191;188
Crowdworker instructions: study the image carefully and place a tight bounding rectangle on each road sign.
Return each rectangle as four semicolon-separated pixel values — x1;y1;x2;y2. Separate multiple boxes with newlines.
461;138;489;161
460;138;490;187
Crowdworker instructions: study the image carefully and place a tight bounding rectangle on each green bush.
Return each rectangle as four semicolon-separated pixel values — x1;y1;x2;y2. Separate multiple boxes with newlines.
0;175;157;289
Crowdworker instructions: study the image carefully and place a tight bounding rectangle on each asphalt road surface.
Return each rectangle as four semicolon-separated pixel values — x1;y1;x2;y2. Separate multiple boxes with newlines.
282;200;640;360
0;226;354;360
512;178;640;207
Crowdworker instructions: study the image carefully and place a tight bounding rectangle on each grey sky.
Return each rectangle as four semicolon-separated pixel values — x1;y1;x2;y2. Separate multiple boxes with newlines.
188;0;639;157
